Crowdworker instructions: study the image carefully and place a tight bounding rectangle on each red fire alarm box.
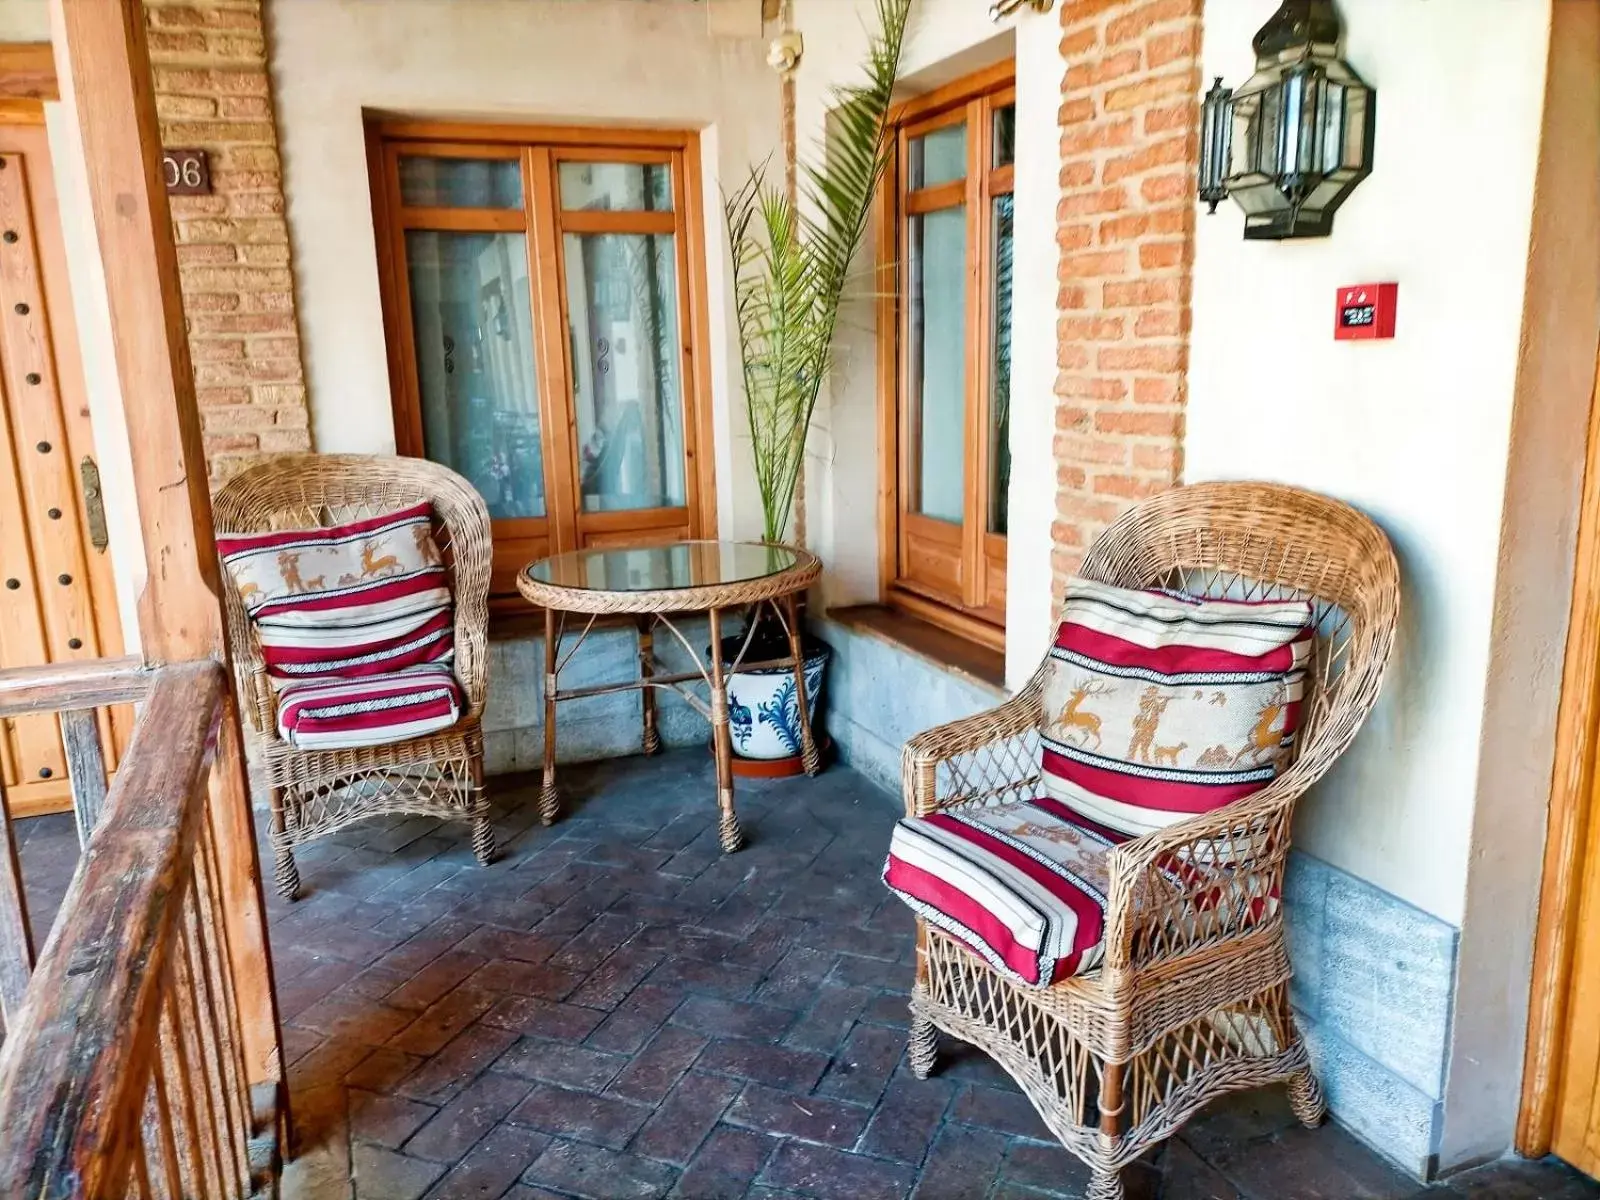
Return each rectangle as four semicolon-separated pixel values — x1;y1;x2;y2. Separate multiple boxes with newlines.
1335;282;1398;340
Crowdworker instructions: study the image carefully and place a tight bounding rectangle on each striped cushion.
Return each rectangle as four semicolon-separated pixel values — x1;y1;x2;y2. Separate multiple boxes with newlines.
275;665;465;750
217;502;454;682
1039;578;1313;838
883;797;1132;987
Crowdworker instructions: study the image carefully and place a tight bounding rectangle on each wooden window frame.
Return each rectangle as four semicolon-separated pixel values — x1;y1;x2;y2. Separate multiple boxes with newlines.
367;120;719;606
876;63;1014;652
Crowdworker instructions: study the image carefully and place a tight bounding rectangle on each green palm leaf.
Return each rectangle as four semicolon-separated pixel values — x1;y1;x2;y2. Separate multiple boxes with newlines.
725;0;912;543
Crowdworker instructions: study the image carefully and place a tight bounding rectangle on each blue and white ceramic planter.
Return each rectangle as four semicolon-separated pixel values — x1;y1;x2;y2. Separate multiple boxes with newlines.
725;645;829;760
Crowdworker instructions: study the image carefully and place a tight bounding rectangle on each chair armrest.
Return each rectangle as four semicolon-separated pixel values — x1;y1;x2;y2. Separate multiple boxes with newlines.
1100;775;1302;973
900;676;1043;818
221;585;277;738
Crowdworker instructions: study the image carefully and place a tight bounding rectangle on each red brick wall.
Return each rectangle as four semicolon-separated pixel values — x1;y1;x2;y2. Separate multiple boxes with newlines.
145;0;311;482
1052;0;1201;595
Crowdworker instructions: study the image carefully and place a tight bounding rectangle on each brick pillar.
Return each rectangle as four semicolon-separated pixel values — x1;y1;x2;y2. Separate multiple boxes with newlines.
144;0;311;482
1052;0;1200;597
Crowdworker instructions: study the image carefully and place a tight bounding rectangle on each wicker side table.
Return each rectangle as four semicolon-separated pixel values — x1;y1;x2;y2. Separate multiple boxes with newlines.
518;540;822;852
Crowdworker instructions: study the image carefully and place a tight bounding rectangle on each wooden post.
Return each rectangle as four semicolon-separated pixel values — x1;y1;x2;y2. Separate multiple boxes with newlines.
47;0;283;1094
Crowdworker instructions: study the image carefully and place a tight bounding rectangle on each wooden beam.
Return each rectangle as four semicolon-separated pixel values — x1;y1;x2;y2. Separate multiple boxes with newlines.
48;0;283;1096
0;775;36;1025
0;44;57;103
0;655;150;718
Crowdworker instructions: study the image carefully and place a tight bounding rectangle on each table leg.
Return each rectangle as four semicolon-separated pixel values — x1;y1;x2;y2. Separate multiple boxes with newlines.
783;593;822;776
540;605;560;826
638;615;660;756
707;606;743;853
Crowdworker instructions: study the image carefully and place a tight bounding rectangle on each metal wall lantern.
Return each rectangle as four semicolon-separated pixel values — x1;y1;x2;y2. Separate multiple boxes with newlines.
1198;0;1375;240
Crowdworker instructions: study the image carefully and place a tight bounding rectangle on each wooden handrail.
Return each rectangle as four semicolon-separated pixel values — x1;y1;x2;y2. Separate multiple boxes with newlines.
0;655;152;718
0;660;261;1197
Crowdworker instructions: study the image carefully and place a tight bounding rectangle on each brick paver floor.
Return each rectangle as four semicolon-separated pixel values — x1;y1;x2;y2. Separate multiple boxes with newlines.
15;750;1600;1198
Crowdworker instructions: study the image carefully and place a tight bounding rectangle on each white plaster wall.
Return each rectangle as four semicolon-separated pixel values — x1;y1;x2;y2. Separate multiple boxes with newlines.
0;0;47;42
1187;0;1553;925
791;0;1061;690
265;0;780;540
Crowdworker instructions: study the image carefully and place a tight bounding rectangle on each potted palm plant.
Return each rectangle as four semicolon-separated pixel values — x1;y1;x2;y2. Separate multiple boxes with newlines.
719;0;912;769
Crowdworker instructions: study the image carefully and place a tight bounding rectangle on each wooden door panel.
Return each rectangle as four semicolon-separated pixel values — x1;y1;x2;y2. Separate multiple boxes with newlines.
900;512;963;603
0;121;128;815
579;524;688;550
490;532;551;600
980;534;1007;621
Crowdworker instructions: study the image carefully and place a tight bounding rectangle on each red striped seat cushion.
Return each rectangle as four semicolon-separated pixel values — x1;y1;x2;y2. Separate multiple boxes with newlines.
217;502;454;683
275;665;465;751
883;797;1131;987
1040;578;1313;838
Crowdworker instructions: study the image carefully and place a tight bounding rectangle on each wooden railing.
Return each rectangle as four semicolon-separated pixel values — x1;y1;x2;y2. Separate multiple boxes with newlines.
0;659;276;1198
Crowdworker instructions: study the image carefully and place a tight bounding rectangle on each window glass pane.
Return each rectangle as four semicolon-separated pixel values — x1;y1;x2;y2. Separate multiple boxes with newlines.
398;156;522;209
993;104;1016;167
559;162;673;212
405;231;544;519
908;205;967;524
908;123;967;190
988;193;1013;536
563;232;687;512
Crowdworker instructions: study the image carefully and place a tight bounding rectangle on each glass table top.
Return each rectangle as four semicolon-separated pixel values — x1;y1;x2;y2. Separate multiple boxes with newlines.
525;540;804;593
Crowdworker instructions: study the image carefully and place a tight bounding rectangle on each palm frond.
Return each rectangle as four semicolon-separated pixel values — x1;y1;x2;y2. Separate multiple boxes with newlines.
723;0;912;542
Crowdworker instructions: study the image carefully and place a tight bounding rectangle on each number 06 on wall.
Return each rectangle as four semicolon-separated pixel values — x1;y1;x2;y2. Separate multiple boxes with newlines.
161;148;210;196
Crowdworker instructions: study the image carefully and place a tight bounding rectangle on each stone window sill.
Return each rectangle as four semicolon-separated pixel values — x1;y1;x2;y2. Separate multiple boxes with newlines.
825;604;1006;694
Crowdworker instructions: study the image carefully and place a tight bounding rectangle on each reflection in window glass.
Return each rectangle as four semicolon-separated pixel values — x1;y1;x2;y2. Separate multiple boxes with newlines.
993;105;1016;167
908;206;967;524
558;162;673;212
563;232;686;513
908;123;967;190
405;231;544;519
398;157;523;209
988;194;1013;535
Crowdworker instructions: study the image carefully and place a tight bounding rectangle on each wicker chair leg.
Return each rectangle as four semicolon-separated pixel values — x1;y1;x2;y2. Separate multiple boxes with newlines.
467;756;495;865
273;839;300;901
1287;1066;1327;1128
907;1011;939;1079
1086;1170;1124;1200
538;777;560;826
718;806;744;854
470;816;496;865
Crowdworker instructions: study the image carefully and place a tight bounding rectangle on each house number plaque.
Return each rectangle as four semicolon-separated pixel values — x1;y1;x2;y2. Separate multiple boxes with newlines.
162;148;211;196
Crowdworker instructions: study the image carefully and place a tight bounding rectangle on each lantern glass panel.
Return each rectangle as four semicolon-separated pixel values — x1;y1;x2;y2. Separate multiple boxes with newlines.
1341;86;1372;171
1279;70;1305;177
1319;80;1347;171
1258;84;1283;177
1198;81;1232;205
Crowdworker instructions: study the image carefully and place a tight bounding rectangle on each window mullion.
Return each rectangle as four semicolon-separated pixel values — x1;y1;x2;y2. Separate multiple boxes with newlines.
526;146;580;554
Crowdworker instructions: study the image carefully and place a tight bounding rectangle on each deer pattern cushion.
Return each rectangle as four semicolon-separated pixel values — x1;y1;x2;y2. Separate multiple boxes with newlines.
217;502;455;683
1039;578;1313;838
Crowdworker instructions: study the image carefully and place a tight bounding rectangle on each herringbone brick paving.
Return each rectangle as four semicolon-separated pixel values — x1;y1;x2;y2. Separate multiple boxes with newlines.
13;751;1599;1199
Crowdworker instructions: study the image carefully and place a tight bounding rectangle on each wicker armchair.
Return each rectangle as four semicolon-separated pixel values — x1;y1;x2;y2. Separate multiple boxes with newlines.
214;454;494;899
900;482;1399;1200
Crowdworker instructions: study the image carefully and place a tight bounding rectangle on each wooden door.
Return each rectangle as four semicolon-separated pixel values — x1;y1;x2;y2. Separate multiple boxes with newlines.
0;120;130;818
1529;338;1600;1176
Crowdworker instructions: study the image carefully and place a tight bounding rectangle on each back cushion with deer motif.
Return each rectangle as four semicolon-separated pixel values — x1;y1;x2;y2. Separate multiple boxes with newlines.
217;502;454;683
1039;578;1313;838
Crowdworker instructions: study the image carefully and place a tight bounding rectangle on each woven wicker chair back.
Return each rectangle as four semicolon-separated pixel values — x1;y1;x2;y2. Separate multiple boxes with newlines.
1073;480;1400;796
213;453;493;722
